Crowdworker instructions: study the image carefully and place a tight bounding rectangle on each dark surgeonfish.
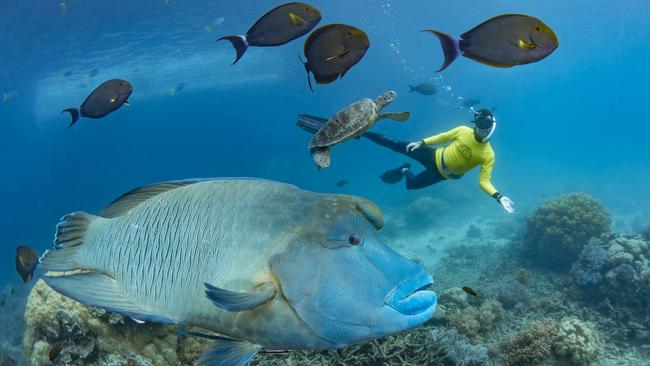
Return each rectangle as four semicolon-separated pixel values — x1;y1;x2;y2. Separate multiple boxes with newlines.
460;98;480;108
62;79;132;128
424;14;559;72
16;246;39;283
171;82;186;96
335;180;348;187
219;2;321;64
409;83;436;95
302;24;370;91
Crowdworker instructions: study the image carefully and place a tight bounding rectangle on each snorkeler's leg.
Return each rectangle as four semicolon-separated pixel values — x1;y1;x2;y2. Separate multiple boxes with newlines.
364;132;436;168
364;132;409;153
404;169;445;190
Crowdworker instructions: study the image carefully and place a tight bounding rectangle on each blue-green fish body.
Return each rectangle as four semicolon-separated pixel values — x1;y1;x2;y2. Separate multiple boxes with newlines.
41;178;437;365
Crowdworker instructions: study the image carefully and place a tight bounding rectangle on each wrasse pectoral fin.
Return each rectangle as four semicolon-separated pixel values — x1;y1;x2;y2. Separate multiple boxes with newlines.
289;12;306;26
518;39;536;49
176;329;262;366
204;282;277;312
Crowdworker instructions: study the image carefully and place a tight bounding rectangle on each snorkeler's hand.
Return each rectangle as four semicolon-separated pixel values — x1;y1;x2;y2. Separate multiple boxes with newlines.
499;196;515;213
406;141;424;152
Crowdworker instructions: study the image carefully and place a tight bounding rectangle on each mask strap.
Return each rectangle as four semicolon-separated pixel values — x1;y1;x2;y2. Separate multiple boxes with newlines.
483;122;496;141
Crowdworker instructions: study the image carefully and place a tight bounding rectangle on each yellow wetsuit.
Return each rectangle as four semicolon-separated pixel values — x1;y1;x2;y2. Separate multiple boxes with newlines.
422;126;497;196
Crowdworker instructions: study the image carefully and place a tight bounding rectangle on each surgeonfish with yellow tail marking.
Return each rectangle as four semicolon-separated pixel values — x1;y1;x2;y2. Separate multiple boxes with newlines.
38;178;436;366
301;24;370;91
218;3;321;64
62;79;132;128
424;14;558;72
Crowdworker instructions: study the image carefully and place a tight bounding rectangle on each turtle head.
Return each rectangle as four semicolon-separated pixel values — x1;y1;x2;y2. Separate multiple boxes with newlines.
375;91;396;109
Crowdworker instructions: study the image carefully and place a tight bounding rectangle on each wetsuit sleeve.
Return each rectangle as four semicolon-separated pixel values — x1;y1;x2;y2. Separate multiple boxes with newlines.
479;154;498;196
422;127;461;145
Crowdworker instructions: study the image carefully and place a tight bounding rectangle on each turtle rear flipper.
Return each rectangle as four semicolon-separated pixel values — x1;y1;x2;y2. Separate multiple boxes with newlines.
379;111;410;122
311;146;331;169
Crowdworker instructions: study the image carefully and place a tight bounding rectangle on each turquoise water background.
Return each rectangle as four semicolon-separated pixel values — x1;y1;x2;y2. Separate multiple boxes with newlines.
1;0;649;283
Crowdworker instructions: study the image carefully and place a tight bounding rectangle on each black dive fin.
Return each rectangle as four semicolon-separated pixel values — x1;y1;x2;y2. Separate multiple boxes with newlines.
177;329;262;366
296;113;328;134
379;163;411;184
204;282;276;312
408;85;414;93
62;108;80;128
422;30;461;72
218;35;249;65
43;272;175;324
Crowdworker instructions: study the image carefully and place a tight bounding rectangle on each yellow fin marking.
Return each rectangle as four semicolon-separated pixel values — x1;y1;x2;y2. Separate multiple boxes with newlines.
289;12;306;26
325;49;350;61
518;39;536;49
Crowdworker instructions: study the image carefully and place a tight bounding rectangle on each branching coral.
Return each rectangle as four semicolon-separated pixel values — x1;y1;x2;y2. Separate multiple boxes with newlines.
554;317;602;365
446;299;505;340
503;319;558;365
523;193;611;268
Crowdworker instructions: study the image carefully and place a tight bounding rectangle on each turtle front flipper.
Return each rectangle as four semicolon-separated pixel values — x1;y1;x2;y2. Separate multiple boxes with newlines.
310;146;331;169
379;111;410;122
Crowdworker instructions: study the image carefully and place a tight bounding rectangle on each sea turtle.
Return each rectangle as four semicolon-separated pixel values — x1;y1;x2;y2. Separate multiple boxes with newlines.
309;91;409;168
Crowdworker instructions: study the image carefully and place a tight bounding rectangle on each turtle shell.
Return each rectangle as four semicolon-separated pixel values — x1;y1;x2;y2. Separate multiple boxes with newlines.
309;98;378;148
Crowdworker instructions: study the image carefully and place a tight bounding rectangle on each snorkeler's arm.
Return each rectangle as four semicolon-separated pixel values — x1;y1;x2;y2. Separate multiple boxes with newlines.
479;155;498;197
422;126;462;145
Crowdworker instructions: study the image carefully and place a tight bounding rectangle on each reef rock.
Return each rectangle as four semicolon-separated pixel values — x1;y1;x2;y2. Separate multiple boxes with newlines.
23;280;207;366
554;317;602;365
523;193;611;268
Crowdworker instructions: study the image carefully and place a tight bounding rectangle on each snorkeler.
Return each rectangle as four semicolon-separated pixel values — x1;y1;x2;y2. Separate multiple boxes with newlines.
296;108;514;213
365;108;514;213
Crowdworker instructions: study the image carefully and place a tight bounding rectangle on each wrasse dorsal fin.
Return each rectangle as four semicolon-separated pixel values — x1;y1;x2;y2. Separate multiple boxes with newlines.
99;179;208;218
204;282;277;312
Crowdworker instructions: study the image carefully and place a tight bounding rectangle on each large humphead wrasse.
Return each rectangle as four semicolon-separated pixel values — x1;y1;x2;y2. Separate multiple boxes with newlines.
40;178;437;366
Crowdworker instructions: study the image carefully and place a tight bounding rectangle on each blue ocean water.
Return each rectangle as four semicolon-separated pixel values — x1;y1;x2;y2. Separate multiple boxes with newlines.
2;0;649;283
1;3;650;359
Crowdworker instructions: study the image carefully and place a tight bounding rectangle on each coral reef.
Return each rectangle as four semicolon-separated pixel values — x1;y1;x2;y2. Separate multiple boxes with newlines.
571;233;650;309
523;193;611;268
571;244;607;288
554;317;602;365
466;224;482;239
502;319;558;365
24;280;490;366
403;195;452;230
641;224;650;241
444;294;505;341
23;280;207;366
